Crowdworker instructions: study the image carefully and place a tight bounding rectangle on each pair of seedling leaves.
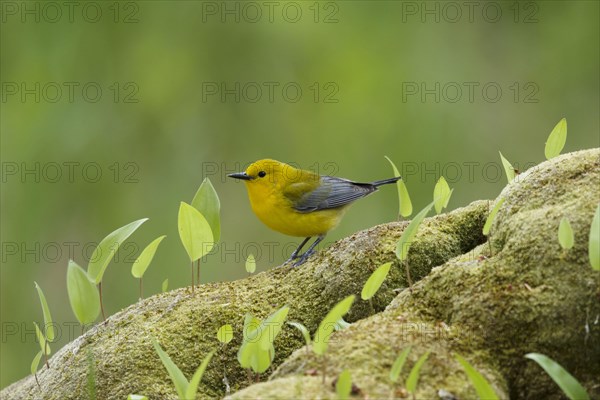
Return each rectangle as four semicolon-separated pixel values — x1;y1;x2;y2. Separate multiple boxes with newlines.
34;218;153;376
237;294;356;376
66;177;220;326
32;179;220;377
235;248;408;376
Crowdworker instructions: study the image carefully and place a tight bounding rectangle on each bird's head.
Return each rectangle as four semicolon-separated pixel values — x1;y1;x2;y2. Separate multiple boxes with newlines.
228;159;317;190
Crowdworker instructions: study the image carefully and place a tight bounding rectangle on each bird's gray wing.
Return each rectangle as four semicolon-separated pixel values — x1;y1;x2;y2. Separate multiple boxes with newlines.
291;176;377;212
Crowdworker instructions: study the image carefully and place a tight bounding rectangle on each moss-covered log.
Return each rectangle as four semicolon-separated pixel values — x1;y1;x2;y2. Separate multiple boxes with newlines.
232;148;600;399
1;194;488;399
3;149;598;399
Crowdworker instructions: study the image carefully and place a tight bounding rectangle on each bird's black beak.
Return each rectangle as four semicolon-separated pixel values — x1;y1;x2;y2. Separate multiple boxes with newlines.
228;172;253;181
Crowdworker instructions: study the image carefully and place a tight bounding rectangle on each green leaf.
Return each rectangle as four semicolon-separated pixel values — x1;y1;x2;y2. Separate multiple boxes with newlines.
396;201;435;261
237;343;253;370
483;198;505;236
455;354;499;400
217;324;234;344
178;202;214;262
525;353;589;400
127;396;148;400
192;177;221;242
361;262;392;300
185;350;216;400
545;118;567;160
87;218;148;284
590;204;600;270
131;235;166;278
245;253;256;274
30;351;43;375
67;260;100;325
239;342;274;374
385;156;412;217
258;306;290;351
152;337;188;399
288;321;311;346
33;322;50;355
313;295;355;355
406;351;430;394
237;310;276;374
389;346;412;383
242;313;261;339
162;279;169;292
238;313;274;373
334;318;351;331
336;369;352;400
558;218;574;250
398;180;413;218
237;342;252;370
499;151;516;183
34;282;55;341
433;176;452;214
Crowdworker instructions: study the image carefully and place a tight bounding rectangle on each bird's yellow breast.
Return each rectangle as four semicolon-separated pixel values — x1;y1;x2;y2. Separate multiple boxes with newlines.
245;181;346;237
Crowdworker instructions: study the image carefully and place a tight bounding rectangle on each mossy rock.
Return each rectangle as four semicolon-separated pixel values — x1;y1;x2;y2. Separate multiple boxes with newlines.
4;149;597;399
1;196;488;399
232;149;600;399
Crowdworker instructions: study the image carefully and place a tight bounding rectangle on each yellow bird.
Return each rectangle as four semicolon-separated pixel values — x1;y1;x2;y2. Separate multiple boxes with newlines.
228;159;401;266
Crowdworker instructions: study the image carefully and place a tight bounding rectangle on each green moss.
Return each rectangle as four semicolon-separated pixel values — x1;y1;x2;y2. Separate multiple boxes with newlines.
232;149;599;400
393;149;600;399
235;313;507;399
12;148;596;399
2;196;487;399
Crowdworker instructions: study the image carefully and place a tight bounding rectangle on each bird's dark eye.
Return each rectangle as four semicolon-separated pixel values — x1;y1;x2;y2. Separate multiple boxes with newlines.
258;171;267;178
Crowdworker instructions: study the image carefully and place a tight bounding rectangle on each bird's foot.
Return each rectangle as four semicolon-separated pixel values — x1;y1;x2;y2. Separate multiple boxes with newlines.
292;249;315;267
277;256;296;269
282;249;302;266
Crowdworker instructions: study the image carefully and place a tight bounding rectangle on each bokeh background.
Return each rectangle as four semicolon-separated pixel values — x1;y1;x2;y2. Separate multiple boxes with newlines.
1;0;598;389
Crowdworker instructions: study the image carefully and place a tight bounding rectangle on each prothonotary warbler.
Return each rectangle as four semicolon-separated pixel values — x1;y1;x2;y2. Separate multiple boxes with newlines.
228;159;401;266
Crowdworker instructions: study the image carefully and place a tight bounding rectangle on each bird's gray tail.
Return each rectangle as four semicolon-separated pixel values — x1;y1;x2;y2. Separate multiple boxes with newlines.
372;176;402;187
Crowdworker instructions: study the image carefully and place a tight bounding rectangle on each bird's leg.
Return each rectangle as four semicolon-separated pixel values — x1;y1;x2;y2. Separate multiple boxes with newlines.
285;237;311;264
293;235;326;267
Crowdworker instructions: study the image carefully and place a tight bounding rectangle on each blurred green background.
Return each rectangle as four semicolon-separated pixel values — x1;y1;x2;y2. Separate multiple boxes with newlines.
1;0;598;389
